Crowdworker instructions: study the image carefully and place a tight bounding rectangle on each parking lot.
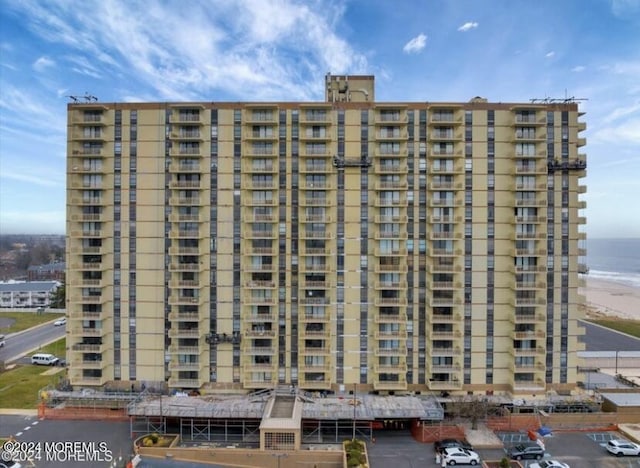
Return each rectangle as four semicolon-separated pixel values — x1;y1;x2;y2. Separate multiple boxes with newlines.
368;430;640;468
2;415;640;468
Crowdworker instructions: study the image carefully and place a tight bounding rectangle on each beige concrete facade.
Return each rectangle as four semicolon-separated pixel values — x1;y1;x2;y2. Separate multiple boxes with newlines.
66;75;587;396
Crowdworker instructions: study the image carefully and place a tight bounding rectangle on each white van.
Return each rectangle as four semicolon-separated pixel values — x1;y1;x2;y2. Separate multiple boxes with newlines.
31;353;59;366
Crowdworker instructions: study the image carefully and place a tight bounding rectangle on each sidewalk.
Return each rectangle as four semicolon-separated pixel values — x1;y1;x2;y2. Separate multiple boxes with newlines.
0;408;39;416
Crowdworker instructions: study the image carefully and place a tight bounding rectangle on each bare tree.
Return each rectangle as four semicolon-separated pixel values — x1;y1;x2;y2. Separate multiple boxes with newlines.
449;395;492;430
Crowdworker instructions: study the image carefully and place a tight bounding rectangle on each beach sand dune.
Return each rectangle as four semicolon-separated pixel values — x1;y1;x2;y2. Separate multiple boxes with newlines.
580;277;640;320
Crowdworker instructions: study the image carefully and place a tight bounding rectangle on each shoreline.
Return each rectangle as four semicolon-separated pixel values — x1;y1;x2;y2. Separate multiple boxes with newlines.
580;276;640;321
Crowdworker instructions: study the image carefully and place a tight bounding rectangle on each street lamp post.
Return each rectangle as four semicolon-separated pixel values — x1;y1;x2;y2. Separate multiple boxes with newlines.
352;383;357;440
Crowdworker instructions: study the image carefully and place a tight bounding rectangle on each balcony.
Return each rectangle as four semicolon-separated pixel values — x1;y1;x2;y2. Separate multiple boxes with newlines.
300;230;333;240
515;231;545;240
168;345;201;354
374;313;408;324
430;249;462;257
374;180;408;190
429;297;462;306
168;328;201;338
513;296;546;306
169;163;201;173
244;295;277;306
245;328;277;338
514;114;546;125
374;296;407;307
431;347;460;357
244;313;277;323
375;230;408;240
169;147;203;157
168;362;202;371
512;312;546;324
427;263;461;273
374;280;407;289
430;281;460;290
169;230;201;239
374;197;407;207
168;247;200;255
71;358;108;370
373;378;408;391
298;180;333;190
245;228;277;239
511;346;545;357
430;163;463;174
169;197;203;206
244;280;276;288
244;345;276;355
244;263;277;272
71;343;106;352
244;197;278;207
514;215;546;224
169;110;204;124
247;179;277;190
432;313;461;323
374;112;407;124
299;197;330;207
374;262;407;273
374;163;408;174
429;379;462;390
244;129;278;141
373;361;407;373
169;263;205;272
513;329;545;339
374;329;407;339
429;182;463;191
374;346;407;357
430;198;461;207
430;231;461;240
168;312;200;321
170;180;202;189
80;328;103;337
515;164;547;174
168;296;204;306
514;281;546;290
167;378;202;388
302;313;330;323
516;198;547;207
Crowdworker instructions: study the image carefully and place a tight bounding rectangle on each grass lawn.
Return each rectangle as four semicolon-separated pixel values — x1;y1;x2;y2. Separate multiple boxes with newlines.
0;338;67;409
586;319;640;338
0;364;65;409
0;311;64;334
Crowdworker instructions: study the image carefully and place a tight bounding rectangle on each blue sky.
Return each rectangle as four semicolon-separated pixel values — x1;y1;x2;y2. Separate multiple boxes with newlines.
0;0;639;238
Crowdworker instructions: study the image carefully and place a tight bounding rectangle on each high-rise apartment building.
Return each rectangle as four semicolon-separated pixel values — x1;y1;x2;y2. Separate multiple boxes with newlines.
66;75;587;396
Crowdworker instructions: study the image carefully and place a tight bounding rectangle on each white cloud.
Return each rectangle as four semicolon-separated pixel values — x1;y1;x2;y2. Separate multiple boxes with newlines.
545;51;555;58
610;0;640;17
572;65;586;72
403;34;427;54
457;22;478;32
32;56;55;72
592;117;640;144
0;171;64;188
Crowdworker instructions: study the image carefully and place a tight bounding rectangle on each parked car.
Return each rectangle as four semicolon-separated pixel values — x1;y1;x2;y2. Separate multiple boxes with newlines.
434;438;474;453
507;442;545;460
606;439;640;456
530;461;570;468
441;447;480;465
31;353;59;366
0;334;5;347
53;318;66;326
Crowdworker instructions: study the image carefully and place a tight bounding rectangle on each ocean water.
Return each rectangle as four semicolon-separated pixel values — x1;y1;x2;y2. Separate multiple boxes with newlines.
586;238;640;288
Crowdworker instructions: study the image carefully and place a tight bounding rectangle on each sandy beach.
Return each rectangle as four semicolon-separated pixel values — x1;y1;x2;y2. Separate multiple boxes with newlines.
581;277;640;320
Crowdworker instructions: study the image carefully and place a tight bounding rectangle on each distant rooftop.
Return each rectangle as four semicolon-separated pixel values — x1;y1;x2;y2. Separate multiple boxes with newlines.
0;281;59;292
28;262;65;272
127;393;444;421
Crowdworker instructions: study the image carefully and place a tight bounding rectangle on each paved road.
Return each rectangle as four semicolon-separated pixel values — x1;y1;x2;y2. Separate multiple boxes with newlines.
580;320;640;351
0;319;65;363
0;415;132;468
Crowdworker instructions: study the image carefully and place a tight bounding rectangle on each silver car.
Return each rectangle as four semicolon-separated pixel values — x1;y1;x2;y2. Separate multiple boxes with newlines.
606;439;640;456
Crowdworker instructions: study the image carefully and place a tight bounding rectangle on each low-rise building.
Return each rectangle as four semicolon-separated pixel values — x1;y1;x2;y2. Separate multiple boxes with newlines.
0;281;60;308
